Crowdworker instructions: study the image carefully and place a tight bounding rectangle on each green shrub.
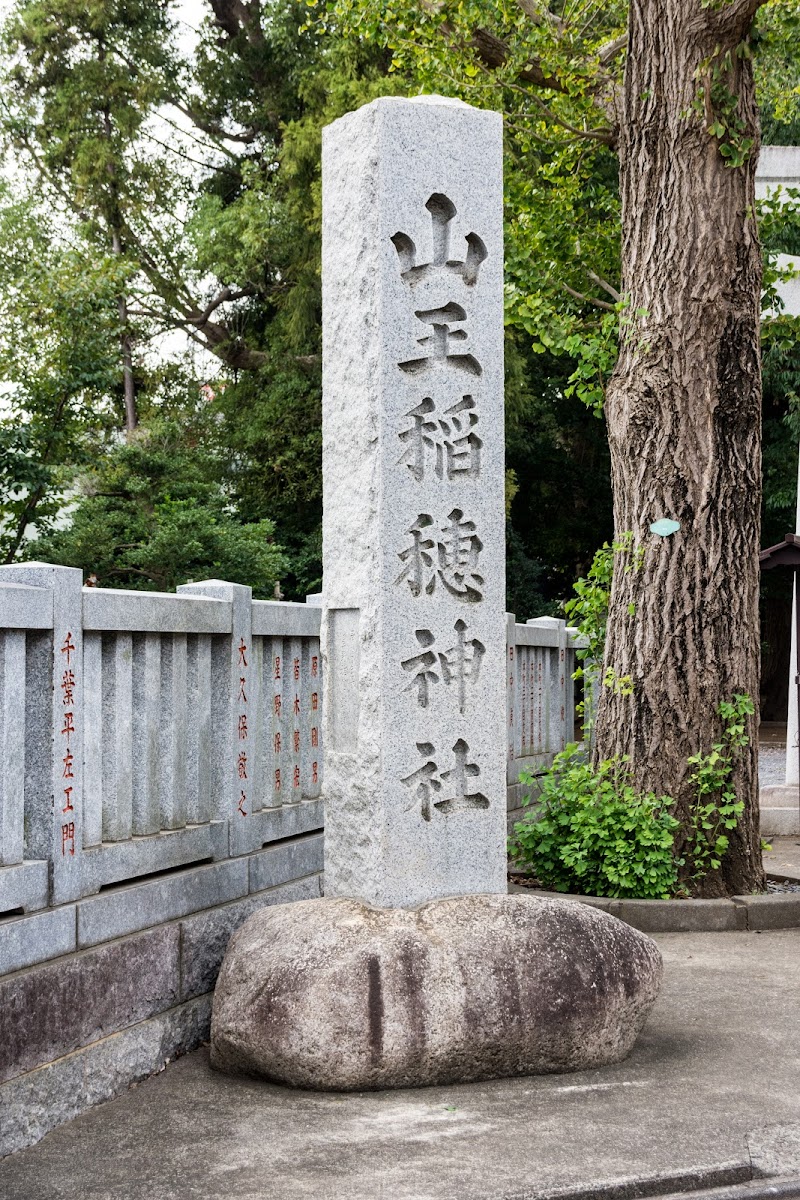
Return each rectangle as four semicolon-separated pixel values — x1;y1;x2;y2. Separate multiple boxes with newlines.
509;745;680;899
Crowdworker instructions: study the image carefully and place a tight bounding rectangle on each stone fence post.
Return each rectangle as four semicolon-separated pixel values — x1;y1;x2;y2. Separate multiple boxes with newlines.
0;563;84;906
178;580;254;857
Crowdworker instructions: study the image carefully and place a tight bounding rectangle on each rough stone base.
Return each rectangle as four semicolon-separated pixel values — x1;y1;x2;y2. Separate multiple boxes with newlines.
0;836;324;1159
0;995;212;1158
211;893;663;1090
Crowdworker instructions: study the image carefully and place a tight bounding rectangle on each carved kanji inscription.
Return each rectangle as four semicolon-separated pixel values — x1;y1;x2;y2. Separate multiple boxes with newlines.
398;395;481;483
401;621;485;712
398;303;481;377
396;509;484;602
401;738;489;822
391;193;487;287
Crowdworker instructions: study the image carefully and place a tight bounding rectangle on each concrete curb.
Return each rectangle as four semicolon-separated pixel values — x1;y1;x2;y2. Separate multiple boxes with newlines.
507;883;800;933
503;1163;753;1200
504;1166;800;1200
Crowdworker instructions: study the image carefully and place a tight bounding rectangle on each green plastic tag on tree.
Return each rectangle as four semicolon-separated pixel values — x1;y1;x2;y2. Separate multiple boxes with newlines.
649;518;681;537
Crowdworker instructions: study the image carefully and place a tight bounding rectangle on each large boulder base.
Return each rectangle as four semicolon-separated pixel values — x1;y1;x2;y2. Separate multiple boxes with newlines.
210;894;662;1090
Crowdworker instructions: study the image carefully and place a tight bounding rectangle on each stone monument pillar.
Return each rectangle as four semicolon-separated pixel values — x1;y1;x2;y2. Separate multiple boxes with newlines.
320;96;507;907
210;96;663;1091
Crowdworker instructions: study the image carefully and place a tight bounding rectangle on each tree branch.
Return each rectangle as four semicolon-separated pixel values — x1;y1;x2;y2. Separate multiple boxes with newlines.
521;87;616;144
209;0;263;46
693;0;769;37
560;281;615;310
172;102;258;145
597;32;627;66
515;1;565;32
472;26;568;91
188;285;259;328
584;268;621;301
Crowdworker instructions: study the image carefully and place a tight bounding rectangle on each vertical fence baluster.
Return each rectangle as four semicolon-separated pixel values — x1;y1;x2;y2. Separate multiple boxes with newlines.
287;636;302;803
309;635;321;795
299;639;312;797
159;634;188;830
273;636;287;807
261;637;278;810
506;614;516;778
0;631;25;866
132;633;161;836
193;634;213;825
548;621;568;754
520;643;529;757
185;634;212;826
249;637;264;815
103;634;133;842
565;628;578;745
83;632;103;848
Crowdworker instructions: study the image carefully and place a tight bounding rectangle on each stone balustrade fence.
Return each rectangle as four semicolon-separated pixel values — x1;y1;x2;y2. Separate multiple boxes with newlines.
0;563;582;919
0;563;583;1158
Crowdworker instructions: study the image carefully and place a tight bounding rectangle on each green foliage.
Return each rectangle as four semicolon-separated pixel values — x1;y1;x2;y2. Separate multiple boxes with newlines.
755;0;800;142
509;746;680;899
325;0;626;401
0;184;124;561
561;533;642;720
1;0;798;617
685;694;755;880
690;42;756;167
27;414;288;596
510;693;755;898
503;332;613;618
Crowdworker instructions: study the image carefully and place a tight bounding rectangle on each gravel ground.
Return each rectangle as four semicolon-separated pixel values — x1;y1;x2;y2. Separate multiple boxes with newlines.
759;744;788;787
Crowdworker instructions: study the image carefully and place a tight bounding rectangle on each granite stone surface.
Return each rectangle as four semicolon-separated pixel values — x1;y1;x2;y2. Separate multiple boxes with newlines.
210;893;662;1090
0;905;76;976
247;833;323;894
0;861;49;917
2;564;85;905
321;96;507;906
77;858;249;947
0;994;211;1158
0;924;180;1083
180;873;323;1001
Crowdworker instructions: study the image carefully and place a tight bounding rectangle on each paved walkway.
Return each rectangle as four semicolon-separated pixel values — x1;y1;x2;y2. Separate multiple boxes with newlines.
3;930;800;1200
764;836;800;882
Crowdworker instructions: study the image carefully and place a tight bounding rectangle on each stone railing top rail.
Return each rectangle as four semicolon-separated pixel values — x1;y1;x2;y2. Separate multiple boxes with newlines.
0;582;54;629
0;571;586;648
83;586;231;634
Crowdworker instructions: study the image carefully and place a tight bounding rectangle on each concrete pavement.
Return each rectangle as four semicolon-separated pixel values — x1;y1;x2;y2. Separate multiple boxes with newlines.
2;929;800;1200
764;837;800;883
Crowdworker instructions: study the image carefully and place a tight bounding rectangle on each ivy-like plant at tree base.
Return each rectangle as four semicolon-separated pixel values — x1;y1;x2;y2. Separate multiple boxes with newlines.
685;694;754;880
510;694;756;898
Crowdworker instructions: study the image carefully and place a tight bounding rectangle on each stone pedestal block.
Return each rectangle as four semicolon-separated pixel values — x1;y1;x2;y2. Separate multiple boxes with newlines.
210;895;663;1090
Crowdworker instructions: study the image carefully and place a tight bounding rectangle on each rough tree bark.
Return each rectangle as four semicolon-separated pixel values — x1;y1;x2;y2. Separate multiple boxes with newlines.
595;0;767;896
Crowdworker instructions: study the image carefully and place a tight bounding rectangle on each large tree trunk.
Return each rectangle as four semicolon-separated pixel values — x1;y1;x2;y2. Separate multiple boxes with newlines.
596;0;766;896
